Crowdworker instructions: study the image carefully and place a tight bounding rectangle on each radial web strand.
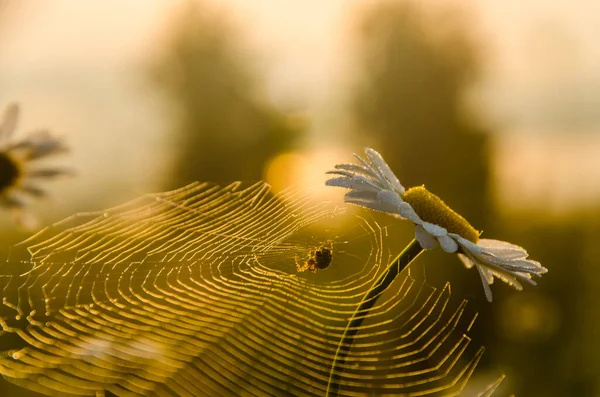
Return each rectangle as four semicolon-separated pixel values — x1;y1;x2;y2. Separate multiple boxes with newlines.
0;182;500;396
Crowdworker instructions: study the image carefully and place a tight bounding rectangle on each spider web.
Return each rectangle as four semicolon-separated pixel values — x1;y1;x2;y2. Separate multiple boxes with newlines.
0;182;499;396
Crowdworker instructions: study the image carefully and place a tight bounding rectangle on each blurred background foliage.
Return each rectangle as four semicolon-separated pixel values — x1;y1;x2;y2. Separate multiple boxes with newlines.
149;1;303;187
350;3;491;227
0;0;599;395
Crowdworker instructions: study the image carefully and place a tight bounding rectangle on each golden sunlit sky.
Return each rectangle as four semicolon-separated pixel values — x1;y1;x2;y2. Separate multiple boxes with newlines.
0;0;599;217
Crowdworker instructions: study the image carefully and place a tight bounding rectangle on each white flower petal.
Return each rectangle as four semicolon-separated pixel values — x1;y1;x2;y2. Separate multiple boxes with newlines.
477;239;526;251
325;176;381;192
353;153;376;174
495;259;546;274
343;191;382;211
415;224;438;249
454;233;546;300
509;259;547;273
489;268;523;290
343;189;377;202
325;148;412;220
325;169;361;178
476;266;494;302
457;253;476;269
478;265;494;285
26;168;74;178
1;191;27;208
0;103;19;145
449;233;483;255
513;272;537;285
344;199;389;213
22;134;68;160
376;190;404;207
334;163;377;178
438;234;458;253
20;184;47;198
422;222;447;237
477;239;528;260
364;148;405;194
344;190;399;214
397;202;421;223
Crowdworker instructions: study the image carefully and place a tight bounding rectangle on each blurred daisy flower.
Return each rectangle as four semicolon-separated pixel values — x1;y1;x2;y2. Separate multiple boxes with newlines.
0;103;71;229
326;148;548;302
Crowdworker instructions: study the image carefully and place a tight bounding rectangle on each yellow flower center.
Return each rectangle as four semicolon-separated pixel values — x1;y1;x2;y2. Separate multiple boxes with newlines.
401;186;479;243
0;152;20;193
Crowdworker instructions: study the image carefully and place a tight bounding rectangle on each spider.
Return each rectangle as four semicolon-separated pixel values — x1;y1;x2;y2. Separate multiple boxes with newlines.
296;247;333;273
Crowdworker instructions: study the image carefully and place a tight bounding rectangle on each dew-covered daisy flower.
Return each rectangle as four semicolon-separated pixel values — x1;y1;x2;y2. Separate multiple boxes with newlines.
0;103;71;229
325;148;547;302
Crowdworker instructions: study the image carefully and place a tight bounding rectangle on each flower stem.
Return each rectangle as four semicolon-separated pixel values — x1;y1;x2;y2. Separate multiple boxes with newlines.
325;238;424;397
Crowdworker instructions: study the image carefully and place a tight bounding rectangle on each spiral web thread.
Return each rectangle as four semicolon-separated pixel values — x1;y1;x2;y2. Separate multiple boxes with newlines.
0;182;502;396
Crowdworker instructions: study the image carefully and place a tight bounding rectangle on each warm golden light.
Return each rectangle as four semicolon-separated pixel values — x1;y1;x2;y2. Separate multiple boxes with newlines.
263;152;304;193
264;147;351;202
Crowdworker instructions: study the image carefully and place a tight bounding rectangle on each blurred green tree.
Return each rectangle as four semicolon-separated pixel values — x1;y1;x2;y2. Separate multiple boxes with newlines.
350;1;491;230
149;1;302;188
349;0;497;381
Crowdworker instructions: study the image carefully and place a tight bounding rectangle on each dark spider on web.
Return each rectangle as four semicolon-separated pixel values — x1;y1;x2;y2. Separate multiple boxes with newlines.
296;247;333;273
